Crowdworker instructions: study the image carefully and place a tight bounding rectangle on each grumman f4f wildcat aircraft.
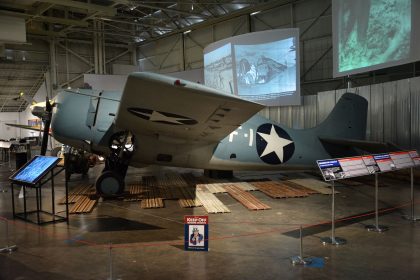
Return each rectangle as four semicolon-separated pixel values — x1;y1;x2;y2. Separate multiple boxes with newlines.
28;72;377;196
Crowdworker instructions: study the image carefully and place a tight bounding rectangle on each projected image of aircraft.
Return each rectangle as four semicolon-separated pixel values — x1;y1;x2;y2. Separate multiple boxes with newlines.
23;72;394;196
238;55;287;85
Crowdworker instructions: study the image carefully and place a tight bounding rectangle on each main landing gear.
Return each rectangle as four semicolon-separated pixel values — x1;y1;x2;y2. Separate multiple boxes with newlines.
95;131;135;196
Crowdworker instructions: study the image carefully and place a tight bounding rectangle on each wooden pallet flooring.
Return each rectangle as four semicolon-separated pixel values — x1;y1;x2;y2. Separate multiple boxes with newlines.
251;181;312;198
288;178;338;195
140;198;164;208
282;180;320;195
196;188;230;213
197;183;226;194
224;184;271;211
196;182;258;194
140;185;165;209
58;184;94;204
69;196;97;214
178;187;203;208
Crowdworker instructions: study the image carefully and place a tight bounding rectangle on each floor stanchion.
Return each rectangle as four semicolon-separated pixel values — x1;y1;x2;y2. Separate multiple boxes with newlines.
321;180;346;245
366;173;389;232
402;167;420;221
291;225;312;265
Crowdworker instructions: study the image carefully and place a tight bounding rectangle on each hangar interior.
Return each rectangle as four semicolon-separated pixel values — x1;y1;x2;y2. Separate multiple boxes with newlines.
1;0;420;279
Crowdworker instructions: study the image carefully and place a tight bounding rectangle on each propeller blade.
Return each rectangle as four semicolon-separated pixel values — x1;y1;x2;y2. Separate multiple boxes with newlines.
40;96;52;156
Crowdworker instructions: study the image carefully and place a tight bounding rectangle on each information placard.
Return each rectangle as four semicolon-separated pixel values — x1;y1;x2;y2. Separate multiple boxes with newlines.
338;157;370;177
317;159;345;181
362;155;380;174
9;156;61;185
373;154;396;172
409;150;420;166
184;216;208;251
389;151;414;169
318;150;419;182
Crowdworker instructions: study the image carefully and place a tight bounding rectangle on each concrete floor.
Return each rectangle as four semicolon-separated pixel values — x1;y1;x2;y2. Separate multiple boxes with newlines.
1;160;420;280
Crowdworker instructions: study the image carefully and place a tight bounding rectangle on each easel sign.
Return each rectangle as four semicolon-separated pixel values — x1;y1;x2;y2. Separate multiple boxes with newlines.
184;215;208;251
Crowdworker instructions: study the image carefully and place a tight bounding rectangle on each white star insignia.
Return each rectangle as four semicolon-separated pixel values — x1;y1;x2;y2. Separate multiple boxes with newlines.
137;110;190;125
257;125;293;162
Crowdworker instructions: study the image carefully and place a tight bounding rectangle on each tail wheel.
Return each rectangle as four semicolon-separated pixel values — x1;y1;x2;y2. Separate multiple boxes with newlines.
95;170;124;196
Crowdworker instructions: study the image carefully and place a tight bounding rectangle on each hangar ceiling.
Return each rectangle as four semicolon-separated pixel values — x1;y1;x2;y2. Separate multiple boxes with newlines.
0;0;267;112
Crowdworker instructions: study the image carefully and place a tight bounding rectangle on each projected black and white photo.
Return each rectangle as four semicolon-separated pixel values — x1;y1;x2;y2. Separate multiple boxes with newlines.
235;38;297;103
335;0;413;76
204;43;234;94
203;29;300;106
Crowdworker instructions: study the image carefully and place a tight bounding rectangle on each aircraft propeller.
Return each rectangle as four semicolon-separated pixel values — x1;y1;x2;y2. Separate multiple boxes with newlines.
39;96;53;156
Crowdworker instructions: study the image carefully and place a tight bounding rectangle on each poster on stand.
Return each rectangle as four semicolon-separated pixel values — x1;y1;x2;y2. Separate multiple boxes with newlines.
184;216;208;251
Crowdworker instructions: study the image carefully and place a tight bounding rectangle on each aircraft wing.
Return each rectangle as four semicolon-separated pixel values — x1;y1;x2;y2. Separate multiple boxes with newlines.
114;72;265;143
6;123;43;133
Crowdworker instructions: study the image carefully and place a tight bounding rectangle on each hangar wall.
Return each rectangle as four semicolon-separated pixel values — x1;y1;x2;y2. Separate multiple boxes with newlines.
258;76;420;151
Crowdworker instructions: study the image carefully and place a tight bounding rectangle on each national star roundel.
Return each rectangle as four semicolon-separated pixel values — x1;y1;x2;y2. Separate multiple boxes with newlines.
128;107;197;125
256;123;295;165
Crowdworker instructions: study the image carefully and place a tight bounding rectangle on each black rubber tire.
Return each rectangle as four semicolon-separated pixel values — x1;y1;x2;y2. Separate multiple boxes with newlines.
95;170;124;196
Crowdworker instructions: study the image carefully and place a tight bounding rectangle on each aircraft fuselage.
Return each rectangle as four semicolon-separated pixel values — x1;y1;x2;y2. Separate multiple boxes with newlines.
51;89;336;171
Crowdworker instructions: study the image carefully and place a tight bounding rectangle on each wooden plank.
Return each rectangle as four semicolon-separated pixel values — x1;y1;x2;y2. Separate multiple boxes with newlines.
58;184;93;204
140;198;164;209
178;187;202;208
251;181;309;198
69;195;97;214
287;178;338;195
235;182;258;192
224;184;270;210
196;188;230;213
280;181;319;195
203;183;226;194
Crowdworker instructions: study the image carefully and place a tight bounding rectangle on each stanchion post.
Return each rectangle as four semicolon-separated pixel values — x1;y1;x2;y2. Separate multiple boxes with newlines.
366;173;389;232
291;225;312;265
321;180;346;245
108;243;113;280
403;167;420;221
0;218;17;253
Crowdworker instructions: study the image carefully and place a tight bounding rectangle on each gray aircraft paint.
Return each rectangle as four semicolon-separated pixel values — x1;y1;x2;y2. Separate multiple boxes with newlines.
51;76;367;171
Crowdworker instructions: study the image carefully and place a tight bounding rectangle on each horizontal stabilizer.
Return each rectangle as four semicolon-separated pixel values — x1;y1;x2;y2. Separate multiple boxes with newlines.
319;137;401;154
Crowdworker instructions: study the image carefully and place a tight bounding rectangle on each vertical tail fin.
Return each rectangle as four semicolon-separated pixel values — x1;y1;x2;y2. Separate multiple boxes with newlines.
317;93;368;140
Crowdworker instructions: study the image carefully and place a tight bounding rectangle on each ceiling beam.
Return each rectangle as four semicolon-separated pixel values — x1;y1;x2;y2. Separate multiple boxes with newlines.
0;10;88;27
27;27;65;37
37;0;116;16
0;3;29;12
113;0;210;18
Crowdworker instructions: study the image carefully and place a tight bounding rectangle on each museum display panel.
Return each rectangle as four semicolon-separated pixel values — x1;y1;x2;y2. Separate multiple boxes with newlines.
333;0;420;77
204;29;300;106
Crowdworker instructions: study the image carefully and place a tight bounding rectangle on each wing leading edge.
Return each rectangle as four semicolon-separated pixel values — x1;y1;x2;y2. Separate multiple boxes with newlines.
115;72;265;144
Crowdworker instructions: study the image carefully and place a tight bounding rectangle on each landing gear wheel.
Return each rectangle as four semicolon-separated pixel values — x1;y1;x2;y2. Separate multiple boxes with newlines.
95;171;124;196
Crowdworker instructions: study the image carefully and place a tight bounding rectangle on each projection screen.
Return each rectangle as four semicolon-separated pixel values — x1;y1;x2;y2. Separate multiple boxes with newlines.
204;29;300;106
333;0;420;77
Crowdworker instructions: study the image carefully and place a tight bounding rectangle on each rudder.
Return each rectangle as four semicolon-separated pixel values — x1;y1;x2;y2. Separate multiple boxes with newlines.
317;93;368;140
